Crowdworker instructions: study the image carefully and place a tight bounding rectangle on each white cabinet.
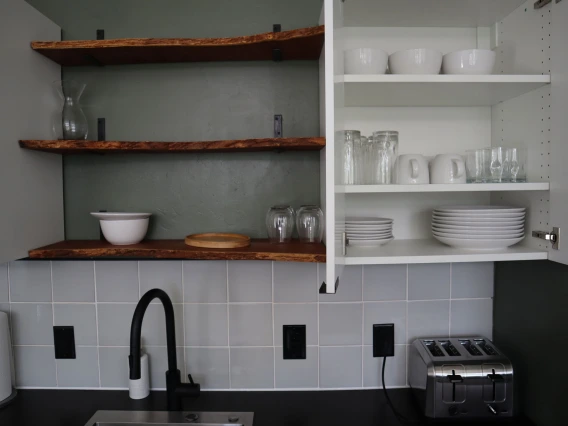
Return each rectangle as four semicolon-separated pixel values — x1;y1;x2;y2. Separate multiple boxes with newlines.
0;0;63;264
320;0;568;292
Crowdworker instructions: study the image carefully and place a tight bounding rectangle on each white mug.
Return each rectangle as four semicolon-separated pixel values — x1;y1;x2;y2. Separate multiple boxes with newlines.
395;154;430;184
430;154;466;184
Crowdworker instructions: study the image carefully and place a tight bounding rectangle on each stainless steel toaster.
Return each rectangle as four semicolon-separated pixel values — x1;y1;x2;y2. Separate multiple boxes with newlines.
408;337;513;419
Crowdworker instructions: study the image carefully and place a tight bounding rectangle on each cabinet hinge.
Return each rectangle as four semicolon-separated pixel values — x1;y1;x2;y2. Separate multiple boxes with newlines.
534;0;552;9
532;227;560;250
342;232;347;256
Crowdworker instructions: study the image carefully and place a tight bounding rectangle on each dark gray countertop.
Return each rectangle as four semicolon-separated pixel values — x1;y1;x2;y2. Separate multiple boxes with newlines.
0;389;535;426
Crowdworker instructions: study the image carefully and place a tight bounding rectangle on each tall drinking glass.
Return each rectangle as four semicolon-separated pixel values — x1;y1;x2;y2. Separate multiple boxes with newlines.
342;130;361;185
504;147;527;182
296;205;325;243
266;206;295;243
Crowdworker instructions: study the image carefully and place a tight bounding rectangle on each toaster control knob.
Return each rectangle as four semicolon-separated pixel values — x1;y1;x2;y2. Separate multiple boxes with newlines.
448;406;459;416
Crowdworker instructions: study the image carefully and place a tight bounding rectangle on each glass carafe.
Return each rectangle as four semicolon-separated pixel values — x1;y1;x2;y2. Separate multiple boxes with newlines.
53;80;88;140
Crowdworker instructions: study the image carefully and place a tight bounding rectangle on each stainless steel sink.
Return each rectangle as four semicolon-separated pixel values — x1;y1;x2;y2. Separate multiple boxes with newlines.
84;411;254;426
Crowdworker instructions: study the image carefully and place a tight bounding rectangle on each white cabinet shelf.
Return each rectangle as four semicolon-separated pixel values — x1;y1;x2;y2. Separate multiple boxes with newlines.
342;239;548;265
339;75;551;107
336;183;550;194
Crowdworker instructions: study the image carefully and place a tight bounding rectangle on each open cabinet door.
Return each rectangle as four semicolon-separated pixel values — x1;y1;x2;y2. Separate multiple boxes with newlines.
549;0;568;265
321;0;346;293
0;0;63;264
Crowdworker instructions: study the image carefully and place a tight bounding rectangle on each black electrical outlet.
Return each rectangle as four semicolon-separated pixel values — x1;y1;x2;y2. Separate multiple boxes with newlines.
283;325;306;359
373;323;394;358
54;326;76;359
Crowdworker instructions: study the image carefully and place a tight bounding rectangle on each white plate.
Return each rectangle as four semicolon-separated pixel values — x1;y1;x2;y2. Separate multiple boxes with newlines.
346;226;393;231
347;230;393;236
432;226;524;236
91;212;152;220
349;238;394;247
431;223;524;231
433;216;525;224
348;235;393;241
433;234;524;250
435;205;525;213
433;231;524;239
346;217;393;224
433;212;525;219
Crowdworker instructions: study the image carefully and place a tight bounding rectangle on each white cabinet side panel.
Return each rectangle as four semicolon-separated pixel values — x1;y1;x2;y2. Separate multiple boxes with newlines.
494;0;551;75
549;0;568;265
0;0;63;263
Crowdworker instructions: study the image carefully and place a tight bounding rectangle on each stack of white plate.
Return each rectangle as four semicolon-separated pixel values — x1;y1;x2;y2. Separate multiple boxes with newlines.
432;206;526;250
346;217;394;247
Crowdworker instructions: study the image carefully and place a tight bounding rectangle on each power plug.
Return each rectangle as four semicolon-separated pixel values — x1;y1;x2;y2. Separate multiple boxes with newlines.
373;323;394;358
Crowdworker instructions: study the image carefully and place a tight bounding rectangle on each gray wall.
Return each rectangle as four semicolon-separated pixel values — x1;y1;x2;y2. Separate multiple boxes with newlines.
26;0;323;239
0;261;494;390
494;260;568;426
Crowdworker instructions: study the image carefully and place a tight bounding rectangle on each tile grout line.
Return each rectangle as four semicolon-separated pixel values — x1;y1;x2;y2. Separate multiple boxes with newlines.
449;263;453;338
226;261;231;389
271;261;276;389
317;264;320;389
405;264;409;387
50;261;58;388
361;266;364;388
93;261;102;388
181;261;186;381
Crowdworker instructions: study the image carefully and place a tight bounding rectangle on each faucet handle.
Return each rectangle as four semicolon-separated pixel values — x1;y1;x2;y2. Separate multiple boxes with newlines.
187;374;195;385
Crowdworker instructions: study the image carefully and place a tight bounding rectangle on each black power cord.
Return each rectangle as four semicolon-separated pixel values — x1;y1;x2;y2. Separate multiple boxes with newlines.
381;357;424;425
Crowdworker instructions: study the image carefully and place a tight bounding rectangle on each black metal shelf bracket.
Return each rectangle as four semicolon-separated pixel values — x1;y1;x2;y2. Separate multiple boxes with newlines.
97;118;106;141
273;24;282;62
274;114;283;138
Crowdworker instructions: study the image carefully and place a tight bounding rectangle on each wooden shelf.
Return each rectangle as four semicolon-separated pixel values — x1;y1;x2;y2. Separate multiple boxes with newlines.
341;239;547;265
28;239;326;263
338;74;551;107
19;137;326;154
31;26;325;66
336;183;550;193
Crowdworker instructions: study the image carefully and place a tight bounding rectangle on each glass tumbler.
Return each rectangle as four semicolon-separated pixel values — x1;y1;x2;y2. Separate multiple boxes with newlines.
489;147;506;183
354;136;368;184
266;206;295;243
296;205;325;243
342;130;361;185
369;131;399;184
466;149;489;183
504;147;527;182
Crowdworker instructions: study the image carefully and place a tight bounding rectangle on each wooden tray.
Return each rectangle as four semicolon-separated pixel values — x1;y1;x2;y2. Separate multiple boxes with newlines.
185;233;251;249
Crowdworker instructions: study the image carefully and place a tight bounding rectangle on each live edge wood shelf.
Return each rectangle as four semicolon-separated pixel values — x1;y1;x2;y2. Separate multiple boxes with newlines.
31;25;325;66
28;240;326;263
19;137;326;154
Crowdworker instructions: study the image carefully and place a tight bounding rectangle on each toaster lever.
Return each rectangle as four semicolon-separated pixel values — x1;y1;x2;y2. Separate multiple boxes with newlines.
487;370;504;383
447;372;463;383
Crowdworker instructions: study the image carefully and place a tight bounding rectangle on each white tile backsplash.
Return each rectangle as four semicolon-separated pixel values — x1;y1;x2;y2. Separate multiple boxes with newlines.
5;260;494;390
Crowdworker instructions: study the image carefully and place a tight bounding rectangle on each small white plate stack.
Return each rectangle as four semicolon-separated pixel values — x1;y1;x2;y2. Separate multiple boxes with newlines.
346;217;394;247
432;206;526;250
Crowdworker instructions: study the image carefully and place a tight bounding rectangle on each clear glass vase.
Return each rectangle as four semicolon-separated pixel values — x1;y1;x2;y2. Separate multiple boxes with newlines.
53;80;88;140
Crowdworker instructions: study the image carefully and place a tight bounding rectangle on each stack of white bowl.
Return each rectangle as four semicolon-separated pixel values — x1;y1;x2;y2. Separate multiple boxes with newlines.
432;206;526;250
346;217;394;247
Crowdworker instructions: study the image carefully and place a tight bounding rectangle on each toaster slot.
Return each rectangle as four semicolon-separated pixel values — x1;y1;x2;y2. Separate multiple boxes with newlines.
439;340;460;356
459;339;482;356
424;340;445;357
475;339;499;356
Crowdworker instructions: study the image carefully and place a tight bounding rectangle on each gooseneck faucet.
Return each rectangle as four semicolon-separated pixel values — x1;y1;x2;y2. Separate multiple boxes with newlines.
129;288;200;410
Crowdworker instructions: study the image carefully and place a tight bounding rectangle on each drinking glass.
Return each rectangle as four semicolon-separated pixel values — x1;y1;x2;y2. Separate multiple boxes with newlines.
369;131;399;184
354;136;369;184
489;147;505;183
296;205;325;243
342;130;361;185
466;149;489;183
266;206;295;243
504;147;527;182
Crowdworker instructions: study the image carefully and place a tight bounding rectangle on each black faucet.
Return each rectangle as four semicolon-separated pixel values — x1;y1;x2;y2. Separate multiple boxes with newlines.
129;288;200;410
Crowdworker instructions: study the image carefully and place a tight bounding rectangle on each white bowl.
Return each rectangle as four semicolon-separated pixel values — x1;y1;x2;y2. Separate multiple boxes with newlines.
442;49;496;75
388;48;442;75
90;212;151;245
344;48;388;75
